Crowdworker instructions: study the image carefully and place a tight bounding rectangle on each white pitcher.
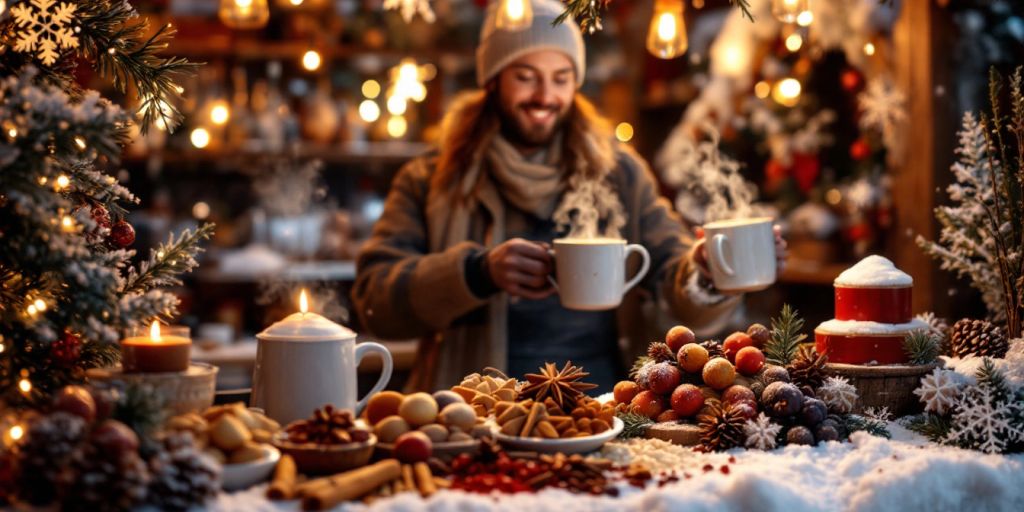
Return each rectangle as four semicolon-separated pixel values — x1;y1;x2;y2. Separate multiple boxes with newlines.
251;312;392;424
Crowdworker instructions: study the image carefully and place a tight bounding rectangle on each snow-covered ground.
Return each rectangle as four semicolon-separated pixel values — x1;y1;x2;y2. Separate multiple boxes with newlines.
213;425;1024;511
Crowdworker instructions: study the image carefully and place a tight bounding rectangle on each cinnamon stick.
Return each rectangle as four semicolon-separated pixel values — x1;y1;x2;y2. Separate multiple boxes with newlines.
402;464;416;492
266;454;297;500
413;462;436;498
301;459;402;510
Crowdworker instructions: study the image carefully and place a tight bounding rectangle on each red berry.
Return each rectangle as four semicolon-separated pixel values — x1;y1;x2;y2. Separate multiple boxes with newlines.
630;390;665;419
735;346;766;376
51;330;82;365
647;362;682;395
613;381;640;405
108;220;135;248
732;400;759;420
393;431;433;463
670;384;704;417
721;385;755;405
665;325;696;353
53;385;96;423
723;332;754;363
841;69;863;92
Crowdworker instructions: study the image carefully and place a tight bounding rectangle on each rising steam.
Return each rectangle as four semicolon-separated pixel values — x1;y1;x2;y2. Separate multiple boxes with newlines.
552;172;626;239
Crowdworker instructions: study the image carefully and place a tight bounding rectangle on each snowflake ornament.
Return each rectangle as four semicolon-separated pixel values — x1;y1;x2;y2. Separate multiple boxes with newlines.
858;77;907;153
945;386;1024;454
383;0;436;24
818;376;859;414
863;406;892;422
914;368;962;415
10;0;80;66
915;312;949;342
744;413;782;450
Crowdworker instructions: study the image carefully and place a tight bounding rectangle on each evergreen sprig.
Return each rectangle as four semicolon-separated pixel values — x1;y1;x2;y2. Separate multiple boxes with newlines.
121;224;216;294
902;413;953;442
976;357;1012;401
843;414;891;439
903;331;940;365
616;410;654;439
765;304;807;366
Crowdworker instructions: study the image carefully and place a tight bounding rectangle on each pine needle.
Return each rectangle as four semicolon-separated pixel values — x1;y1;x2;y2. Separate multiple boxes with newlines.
843;414;891;439
616;411;654;439
902;413;953;443
903;331;940;365
765;304;807;366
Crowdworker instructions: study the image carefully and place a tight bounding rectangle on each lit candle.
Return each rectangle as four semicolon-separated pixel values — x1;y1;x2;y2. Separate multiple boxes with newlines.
121;321;192;373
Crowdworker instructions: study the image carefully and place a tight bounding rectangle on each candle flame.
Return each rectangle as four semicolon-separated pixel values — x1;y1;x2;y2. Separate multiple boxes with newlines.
150;321;162;342
299;289;309;314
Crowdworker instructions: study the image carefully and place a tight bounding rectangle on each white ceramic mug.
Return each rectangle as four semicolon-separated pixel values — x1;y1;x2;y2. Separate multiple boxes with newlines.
252;314;393;424
547;238;651;311
702;217;777;292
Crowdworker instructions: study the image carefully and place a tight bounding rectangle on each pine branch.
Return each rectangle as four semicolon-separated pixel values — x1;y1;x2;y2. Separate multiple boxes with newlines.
976;357;1012;402
80;338;121;369
121;224;215;294
765;304;807;366
903;331;940;365
111;382;168;440
902;413;953;442
616;410;654;439
75;1;199;133
843;414;891;439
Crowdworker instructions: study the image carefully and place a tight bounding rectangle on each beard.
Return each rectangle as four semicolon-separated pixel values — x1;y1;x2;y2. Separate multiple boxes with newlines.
496;98;571;149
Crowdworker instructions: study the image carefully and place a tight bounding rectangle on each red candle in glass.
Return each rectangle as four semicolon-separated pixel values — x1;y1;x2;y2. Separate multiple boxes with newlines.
121;322;191;373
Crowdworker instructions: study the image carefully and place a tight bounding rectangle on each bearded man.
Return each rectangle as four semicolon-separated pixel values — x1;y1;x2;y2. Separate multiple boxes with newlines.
353;0;786;391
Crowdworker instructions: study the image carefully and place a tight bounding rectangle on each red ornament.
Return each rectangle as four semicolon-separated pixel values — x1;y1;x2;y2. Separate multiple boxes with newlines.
841;69;863;92
51;330;82;365
90;204;111;230
764;159;789;191
108;220;135;248
850;139;871;161
791;153;821;194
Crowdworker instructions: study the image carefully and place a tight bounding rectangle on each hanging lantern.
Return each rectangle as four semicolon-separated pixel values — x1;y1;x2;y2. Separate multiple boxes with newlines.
772;0;809;24
495;0;533;31
219;0;270;30
646;0;687;59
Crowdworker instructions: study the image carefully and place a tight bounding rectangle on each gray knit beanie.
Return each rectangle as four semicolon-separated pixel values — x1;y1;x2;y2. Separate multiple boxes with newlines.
476;0;586;87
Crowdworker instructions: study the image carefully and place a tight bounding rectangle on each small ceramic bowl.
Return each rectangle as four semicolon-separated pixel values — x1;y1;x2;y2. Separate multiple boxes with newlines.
221;445;281;491
494;417;624;454
271;431;377;475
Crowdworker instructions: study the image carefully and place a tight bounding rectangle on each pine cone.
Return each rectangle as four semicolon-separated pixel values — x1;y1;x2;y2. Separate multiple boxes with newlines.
701;339;725;359
147;433;220;511
786;345;827;391
697;401;747;452
950;319;1008;358
63;446;150;512
13;412;88;506
647;342;675;363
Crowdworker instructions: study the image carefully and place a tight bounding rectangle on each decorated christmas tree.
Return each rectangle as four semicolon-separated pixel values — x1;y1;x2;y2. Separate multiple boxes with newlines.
0;0;212;410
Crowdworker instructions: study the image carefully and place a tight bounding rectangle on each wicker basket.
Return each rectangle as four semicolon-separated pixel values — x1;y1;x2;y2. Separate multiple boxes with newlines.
825;362;938;416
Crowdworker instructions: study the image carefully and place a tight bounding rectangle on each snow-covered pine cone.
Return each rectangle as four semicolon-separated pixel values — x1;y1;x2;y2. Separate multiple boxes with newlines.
147;432;221;512
13;412;88;506
697;401;747;452
786;345;827;391
63;445;150;512
950;319;1008;359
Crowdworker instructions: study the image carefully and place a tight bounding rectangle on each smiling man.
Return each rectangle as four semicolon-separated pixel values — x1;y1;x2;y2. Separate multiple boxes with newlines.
353;0;785;391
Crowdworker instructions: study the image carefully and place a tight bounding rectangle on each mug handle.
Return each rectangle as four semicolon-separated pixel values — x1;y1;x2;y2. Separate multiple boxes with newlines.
709;234;736;276
622;244;651;293
546;248;559;292
354;341;393;415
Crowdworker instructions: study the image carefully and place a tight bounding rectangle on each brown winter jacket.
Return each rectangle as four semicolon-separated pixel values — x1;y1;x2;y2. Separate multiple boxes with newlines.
352;96;742;391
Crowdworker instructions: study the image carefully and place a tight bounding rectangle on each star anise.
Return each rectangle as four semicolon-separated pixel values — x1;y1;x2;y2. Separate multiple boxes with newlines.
519;361;598;410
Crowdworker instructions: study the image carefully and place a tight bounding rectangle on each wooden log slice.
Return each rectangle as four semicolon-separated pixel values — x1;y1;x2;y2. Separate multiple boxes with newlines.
644;421;701;446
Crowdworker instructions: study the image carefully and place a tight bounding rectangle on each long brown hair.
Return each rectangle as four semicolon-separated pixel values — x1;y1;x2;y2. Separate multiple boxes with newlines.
431;89;617;192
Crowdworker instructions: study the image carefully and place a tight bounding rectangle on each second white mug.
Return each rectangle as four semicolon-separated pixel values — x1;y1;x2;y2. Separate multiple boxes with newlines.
702;217;777;292
548;238;651;311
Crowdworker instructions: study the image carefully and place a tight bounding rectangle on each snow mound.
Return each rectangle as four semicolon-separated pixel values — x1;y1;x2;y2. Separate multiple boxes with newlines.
834;255;912;287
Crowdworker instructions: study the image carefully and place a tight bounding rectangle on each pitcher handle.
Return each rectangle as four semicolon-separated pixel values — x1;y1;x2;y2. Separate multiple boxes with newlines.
709;234;736;276
354;341;393;415
622;244;651;293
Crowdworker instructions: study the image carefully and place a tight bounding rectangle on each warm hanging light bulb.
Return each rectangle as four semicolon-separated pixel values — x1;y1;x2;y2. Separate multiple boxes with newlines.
210;100;230;125
772;77;802;107
219;0;270;30
495;0;533;31
772;0;809;24
646;0;688;59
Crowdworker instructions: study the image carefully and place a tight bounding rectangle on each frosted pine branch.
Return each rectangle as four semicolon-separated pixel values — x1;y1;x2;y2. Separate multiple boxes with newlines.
117;290;181;329
121;223;214;294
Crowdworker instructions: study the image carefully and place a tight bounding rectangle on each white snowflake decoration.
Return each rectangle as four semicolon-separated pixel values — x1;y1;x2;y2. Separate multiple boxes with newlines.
10;0;80;66
743;413;782;450
383;0;436;24
914;368;963;415
863;406;892;422
843;177;877;209
944;386;1024;454
818;376;859;414
915;312;949;341
858;77;907;153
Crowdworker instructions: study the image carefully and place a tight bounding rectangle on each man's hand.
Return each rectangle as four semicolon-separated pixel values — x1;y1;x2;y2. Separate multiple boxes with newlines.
692;225;788;278
486;238;556;300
